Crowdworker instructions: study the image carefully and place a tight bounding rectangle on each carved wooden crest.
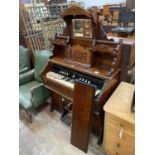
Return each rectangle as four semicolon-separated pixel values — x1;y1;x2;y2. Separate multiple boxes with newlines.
62;6;92;18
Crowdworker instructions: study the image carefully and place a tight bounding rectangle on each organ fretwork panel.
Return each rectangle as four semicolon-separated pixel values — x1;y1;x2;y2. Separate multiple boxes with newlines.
41;6;122;149
65;44;92;68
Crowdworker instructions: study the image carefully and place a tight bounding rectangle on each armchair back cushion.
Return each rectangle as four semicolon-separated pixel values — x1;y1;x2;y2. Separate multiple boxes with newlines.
34;50;52;82
19;46;31;73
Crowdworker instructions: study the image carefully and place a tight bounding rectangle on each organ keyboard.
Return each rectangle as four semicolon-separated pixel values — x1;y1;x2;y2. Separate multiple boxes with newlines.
43;63;106;101
45;65;102;97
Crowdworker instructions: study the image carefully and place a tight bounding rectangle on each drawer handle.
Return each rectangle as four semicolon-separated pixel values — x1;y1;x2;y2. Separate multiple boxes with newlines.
117;143;120;148
118;125;124;139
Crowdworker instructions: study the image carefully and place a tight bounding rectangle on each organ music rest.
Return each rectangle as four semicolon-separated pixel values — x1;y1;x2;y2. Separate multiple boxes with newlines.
41;6;122;146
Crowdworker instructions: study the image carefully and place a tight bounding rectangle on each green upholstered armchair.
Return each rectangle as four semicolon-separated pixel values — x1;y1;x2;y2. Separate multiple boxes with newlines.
19;50;53;121
19;46;31;74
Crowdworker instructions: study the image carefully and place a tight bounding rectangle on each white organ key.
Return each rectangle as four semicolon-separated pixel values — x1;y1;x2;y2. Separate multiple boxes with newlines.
46;71;64;79
95;90;101;96
46;71;74;89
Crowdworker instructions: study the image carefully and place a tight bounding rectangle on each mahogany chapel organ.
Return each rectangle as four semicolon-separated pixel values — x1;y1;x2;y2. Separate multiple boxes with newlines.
41;6;122;144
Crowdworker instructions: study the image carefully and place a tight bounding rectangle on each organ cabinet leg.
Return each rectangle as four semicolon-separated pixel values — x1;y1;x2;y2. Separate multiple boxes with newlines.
51;91;62;112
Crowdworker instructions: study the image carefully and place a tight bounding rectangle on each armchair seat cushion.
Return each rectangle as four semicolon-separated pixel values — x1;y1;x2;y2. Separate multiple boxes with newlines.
19;81;40;109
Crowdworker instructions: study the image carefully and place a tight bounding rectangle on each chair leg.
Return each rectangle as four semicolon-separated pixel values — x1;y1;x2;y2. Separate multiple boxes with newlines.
26;110;33;122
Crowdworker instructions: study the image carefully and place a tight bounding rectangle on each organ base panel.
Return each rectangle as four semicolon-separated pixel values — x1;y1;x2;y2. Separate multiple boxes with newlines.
42;57;121;143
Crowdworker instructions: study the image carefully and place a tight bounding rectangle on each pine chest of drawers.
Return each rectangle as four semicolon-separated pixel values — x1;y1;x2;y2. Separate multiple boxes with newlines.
103;82;135;155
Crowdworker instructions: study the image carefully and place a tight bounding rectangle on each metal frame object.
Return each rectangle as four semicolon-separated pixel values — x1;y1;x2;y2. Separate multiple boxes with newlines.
20;3;67;52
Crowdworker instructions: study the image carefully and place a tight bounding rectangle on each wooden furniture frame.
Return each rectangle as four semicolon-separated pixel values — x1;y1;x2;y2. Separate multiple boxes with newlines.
41;6;123;150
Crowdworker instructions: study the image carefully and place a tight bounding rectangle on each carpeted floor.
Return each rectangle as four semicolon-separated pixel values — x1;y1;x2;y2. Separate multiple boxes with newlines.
19;104;106;155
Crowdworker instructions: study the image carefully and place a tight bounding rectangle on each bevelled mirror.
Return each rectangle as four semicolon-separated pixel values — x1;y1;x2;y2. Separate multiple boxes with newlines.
72;19;92;38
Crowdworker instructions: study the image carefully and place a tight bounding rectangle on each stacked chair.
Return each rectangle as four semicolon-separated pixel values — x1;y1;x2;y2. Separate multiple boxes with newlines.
112;10;135;37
